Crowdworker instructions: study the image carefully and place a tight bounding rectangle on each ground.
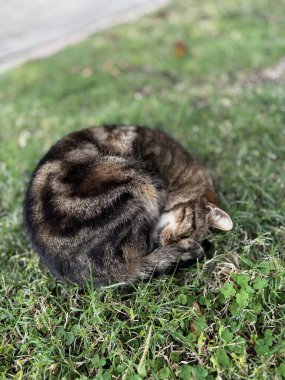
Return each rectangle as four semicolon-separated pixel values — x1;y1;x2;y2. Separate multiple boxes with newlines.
0;0;285;379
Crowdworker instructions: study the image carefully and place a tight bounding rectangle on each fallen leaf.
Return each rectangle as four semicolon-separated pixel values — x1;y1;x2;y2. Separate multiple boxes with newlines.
193;301;201;314
189;321;197;333
174;41;187;57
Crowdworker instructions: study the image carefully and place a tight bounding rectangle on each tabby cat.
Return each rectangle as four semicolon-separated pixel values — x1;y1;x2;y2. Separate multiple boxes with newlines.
23;126;233;287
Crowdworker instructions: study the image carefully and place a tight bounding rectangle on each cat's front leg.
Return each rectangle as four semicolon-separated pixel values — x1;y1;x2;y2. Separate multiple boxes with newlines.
137;242;204;280
178;242;205;262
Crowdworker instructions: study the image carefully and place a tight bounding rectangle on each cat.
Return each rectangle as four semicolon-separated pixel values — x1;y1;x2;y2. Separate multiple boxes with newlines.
23;125;233;287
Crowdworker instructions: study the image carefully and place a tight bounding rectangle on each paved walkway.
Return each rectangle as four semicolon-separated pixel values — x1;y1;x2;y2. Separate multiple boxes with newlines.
0;0;168;73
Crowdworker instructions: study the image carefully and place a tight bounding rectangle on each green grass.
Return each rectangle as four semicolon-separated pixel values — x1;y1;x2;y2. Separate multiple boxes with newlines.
1;0;285;378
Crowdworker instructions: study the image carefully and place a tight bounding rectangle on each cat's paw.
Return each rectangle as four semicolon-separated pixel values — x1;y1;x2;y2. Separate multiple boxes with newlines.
179;245;205;262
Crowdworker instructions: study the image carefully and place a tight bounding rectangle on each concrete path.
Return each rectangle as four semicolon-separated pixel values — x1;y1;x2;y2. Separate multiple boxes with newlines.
0;0;168;73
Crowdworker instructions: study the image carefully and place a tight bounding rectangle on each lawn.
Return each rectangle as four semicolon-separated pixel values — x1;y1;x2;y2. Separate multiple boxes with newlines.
1;0;285;378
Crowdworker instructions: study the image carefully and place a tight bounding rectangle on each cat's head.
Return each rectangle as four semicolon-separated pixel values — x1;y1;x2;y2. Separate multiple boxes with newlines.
157;193;233;250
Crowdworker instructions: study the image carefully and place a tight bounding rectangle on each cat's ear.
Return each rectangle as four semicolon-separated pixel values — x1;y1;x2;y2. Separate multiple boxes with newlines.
206;203;233;231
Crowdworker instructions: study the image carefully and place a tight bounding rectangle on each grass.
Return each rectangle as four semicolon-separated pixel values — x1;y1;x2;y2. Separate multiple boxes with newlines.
1;0;285;378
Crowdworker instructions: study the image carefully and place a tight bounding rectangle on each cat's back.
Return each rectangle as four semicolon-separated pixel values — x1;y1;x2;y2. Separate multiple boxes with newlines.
23;126;164;286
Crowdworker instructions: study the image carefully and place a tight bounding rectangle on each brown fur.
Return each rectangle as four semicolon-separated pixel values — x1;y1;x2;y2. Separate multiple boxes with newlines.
23;125;232;287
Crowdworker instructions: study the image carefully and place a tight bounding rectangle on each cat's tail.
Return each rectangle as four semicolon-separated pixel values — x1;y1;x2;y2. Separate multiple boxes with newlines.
80;244;204;288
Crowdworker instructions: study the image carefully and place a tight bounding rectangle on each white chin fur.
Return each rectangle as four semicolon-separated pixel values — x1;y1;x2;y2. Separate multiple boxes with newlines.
154;211;176;234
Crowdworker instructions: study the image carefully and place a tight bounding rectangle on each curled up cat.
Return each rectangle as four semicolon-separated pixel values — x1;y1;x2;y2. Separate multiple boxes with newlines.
23;126;233;287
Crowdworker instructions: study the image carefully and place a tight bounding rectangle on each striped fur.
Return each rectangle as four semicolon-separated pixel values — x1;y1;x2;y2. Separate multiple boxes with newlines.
23;125;232;287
